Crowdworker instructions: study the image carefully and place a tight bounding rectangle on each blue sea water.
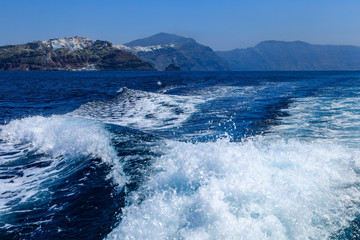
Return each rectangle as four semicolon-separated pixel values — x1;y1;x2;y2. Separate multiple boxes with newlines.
1;71;360;239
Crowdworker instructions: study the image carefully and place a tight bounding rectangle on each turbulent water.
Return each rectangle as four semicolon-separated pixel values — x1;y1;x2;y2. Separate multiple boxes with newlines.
1;71;360;239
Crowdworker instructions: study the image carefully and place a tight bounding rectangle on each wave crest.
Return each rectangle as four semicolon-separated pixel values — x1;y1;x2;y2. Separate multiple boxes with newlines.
69;88;205;131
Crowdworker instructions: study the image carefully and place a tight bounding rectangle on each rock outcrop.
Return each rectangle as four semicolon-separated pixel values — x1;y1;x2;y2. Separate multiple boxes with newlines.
165;64;182;71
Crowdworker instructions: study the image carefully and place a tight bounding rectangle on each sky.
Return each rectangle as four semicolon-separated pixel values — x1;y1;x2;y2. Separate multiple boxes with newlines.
1;0;360;51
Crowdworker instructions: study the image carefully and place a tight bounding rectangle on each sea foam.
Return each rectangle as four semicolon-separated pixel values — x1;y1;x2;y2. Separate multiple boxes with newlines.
0;116;126;212
107;137;360;240
69;88;205;131
272;96;360;147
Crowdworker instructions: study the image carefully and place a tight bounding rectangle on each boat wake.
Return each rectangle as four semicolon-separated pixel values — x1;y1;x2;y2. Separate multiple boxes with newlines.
1;80;360;239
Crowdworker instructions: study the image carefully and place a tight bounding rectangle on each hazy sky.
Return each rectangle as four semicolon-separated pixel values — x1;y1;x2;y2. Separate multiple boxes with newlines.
1;0;360;50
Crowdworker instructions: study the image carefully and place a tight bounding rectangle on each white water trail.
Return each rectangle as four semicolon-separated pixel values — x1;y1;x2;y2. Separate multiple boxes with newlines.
107;137;360;240
69;88;205;131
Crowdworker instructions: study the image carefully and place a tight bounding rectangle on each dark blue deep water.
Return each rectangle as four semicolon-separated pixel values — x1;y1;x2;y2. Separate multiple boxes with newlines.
1;71;360;239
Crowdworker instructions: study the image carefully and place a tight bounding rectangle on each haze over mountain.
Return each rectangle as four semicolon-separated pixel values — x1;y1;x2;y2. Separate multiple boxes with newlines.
116;33;229;71
217;41;360;71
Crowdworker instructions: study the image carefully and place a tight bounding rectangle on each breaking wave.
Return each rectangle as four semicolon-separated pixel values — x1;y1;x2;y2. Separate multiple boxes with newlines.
0;116;127;238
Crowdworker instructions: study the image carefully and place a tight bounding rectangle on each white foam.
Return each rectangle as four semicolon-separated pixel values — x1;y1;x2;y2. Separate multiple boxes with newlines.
69;88;205;131
0;116;117;164
0;116;126;212
106;137;360;239
271;96;360;147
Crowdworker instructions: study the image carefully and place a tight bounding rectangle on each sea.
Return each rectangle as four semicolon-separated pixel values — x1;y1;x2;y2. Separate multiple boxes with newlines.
1;71;360;240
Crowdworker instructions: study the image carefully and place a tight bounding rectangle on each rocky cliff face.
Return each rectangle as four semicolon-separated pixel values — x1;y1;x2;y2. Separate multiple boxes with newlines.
116;33;229;71
217;41;360;71
0;37;155;71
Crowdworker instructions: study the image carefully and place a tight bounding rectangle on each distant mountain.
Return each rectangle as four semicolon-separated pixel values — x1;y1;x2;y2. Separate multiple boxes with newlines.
0;37;155;71
4;36;359;72
217;41;360;71
125;32;188;47
115;33;229;71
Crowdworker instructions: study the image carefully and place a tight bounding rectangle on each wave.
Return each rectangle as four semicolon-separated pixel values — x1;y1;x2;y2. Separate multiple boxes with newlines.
271;96;360;147
106;137;360;240
2;77;360;239
0;116;129;238
68;87;205;131
0;115;124;179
